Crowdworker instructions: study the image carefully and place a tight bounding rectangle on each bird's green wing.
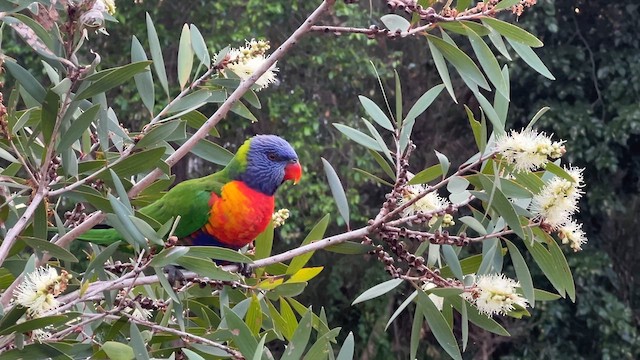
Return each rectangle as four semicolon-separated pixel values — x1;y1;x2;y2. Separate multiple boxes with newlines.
139;171;228;238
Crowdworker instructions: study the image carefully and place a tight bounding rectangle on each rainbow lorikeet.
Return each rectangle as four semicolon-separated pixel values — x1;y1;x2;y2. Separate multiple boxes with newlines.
77;135;302;252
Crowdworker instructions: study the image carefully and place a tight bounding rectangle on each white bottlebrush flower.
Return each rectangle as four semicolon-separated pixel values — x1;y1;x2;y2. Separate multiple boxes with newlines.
272;208;290;228
494;128;565;172
13;266;71;316
531;166;584;228
422;282;444;311
32;328;52;342
99;0;117;15
399;184;450;225
557;219;588;252
462;274;529;316
226;39;278;91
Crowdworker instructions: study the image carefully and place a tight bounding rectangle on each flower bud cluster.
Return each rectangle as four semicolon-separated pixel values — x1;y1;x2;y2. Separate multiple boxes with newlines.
272;208;290;228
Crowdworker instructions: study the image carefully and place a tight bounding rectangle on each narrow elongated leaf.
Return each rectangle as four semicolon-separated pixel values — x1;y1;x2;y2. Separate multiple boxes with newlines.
41;90;59;145
386;290;418;330
188;246;253;264
281;309;313;360
476;175;525;239
174;138;233;166
524;237;566;297
148;246;189;267
526;106;551;130
394;70;402;128
442;245;464;280
57;104;99;151
223;306;258;358
177;24;193;89
358;95;394;131
545;162;576;183
416;291;463;360
230;101;258;122
435;150;450;178
129;323;150;360
131;36;155;113
505;240;535;305
76;61;153;100
102;342;135;360
459;216;488;235
175;257;241;281
451;299;510;336
481;17;544;47
368;149;395;180
0;314;78;335
325;241;375;254
405;84;445;122
353;168;394;187
336;332;355;360
135;120;183;149
534;288;562;301
352;278;403;305
507;39;555;80
465;26;508;99
380;14;410;32
4;60;46;102
166;89;212;114
407;164;442;185
427;35;490;90
322;158;349;226
363;119;392;161
487;27;512;60
287;214;330;275
190;24;210;67
494;0;521;10
547;237;575;301
428;38;457;102
21;237;78;262
146;14;169;97
333;123;383;150
110;147;166;177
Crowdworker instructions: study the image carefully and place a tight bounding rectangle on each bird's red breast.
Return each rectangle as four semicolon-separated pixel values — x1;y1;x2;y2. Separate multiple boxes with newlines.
202;180;275;248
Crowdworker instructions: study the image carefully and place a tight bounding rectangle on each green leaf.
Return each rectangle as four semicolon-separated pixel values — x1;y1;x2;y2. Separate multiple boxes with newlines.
545;162;576;183
380;14;410;32
394;70;402;128
404;84;445;122
223;306;258;358
287;214;330;275
336;332;355;360
166;89;213;114
358;95;394;131
4;60;46;103
352;278;403;305
57;104;100;151
416;291;462;360
465;25;509;99
189;24;210;67
353;168;394;187
181;110;220;137
459;216;488;235
325;241;375;254
368;149;395;180
102;342;135;360
85;241;122;276
465;105;487;152
146;13;169;97
487;27;512;60
21;236;78;262
533;288;562;301
41;90;59;145
135;120;183;149
175;138;233;166
476;175;525;239
188;246;253;264
175;257;241;281
526;106;551;130
505;240;535;305
494;0;521;10
177;24;193;89
110;147;166;177
246;295;263;336
148;246;190;267
507;39;555;80
427;35;490;90
451;299;510;336
183;348;207;360
362;118;392;161
230;101;258;122
547;237;576;301
427;39;457;102
442;245;464;280
131;36;155;114
435;150;450;178
75;61;153;100
481;17;544;47
386;290;418;330
524;235;566;297
128;323;150;360
322;158;349;226
303;328;340;360
0;314;77;335
281;309;313;360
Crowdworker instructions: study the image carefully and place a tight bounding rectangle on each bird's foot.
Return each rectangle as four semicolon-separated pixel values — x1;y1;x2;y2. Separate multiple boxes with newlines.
236;262;253;277
164;265;186;287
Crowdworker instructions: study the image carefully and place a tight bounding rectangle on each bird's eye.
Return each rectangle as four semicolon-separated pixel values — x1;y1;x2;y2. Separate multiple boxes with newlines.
267;152;278;161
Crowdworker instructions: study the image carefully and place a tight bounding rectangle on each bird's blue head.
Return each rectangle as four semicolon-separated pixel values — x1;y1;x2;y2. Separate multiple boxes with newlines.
235;135;302;195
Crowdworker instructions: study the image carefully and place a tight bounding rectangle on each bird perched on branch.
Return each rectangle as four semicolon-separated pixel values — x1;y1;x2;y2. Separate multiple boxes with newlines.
76;134;302;255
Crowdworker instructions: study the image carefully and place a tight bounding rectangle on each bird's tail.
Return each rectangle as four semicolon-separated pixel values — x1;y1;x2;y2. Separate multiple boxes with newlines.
51;226;124;246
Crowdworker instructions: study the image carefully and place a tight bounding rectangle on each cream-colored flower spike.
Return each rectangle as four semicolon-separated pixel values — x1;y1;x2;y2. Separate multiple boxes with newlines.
558;219;588;252
227;39;279;91
462;274;529;316
13;266;71;316
495;128;565;172
531;166;584;229
399;184;450;225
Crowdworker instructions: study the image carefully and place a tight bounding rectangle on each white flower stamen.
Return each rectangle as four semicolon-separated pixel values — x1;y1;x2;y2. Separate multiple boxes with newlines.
226;39;278;91
531;166;584;229
557;219;588;252
495;129;565;172
399;184;450;226
13;266;71;317
462;274;529;316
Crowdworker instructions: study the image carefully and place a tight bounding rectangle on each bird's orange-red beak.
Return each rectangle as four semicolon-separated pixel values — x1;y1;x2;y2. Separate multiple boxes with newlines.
284;161;302;184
